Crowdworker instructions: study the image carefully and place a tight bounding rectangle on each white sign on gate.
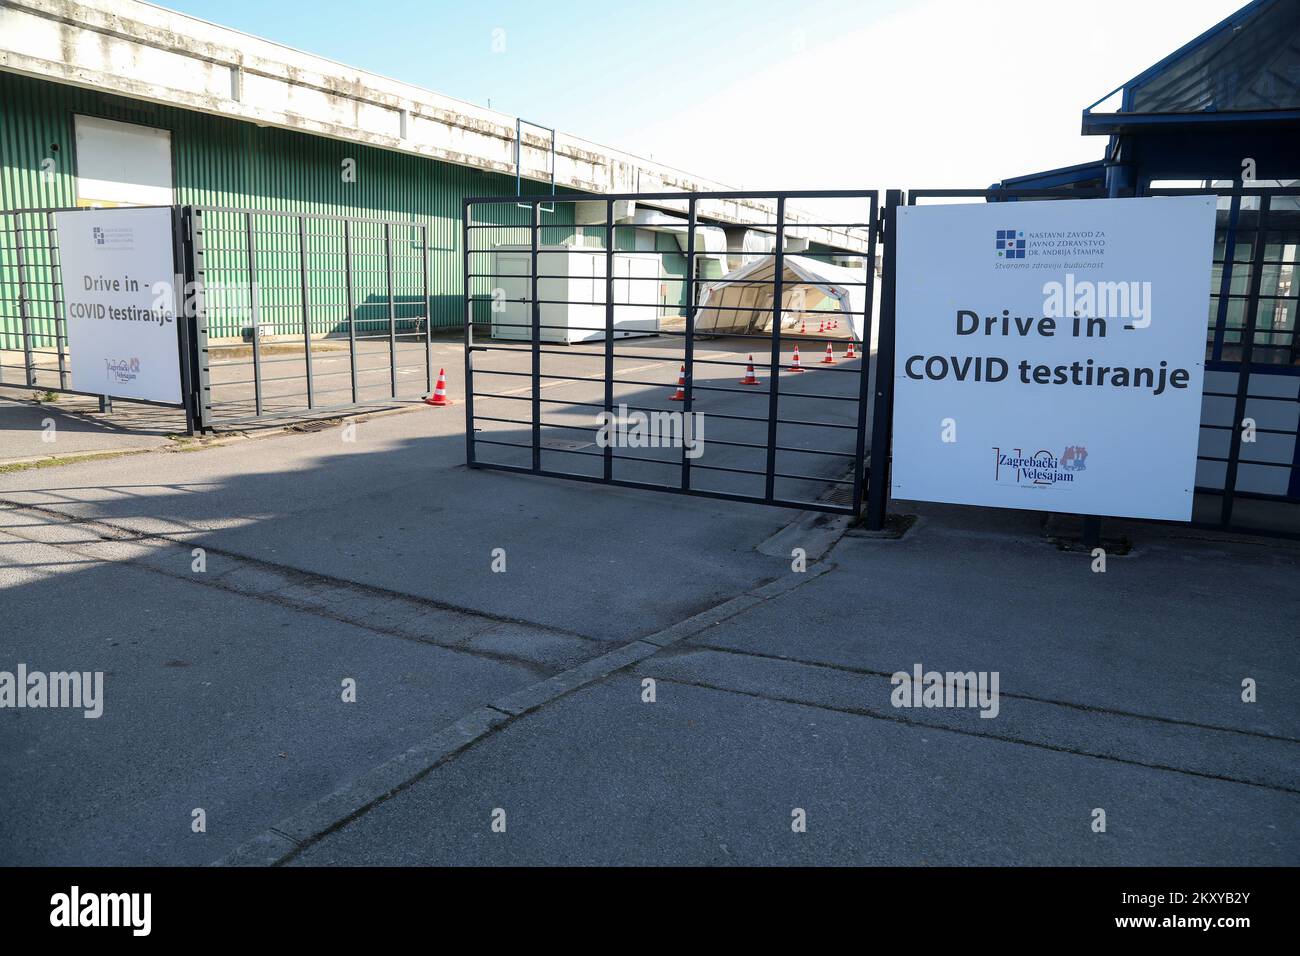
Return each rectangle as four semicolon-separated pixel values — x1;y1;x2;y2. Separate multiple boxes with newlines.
891;195;1217;522
54;206;181;404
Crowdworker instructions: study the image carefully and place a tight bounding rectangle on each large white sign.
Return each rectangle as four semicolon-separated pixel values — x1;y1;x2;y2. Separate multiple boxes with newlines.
55;207;182;404
891;195;1217;521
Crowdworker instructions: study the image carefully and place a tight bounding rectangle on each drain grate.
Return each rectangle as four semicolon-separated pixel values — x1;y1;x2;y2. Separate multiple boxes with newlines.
287;417;345;433
822;485;854;505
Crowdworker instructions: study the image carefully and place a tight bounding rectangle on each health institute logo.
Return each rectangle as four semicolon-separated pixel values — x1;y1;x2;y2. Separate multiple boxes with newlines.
89;223;135;249
993;445;1088;487
996;228;1025;259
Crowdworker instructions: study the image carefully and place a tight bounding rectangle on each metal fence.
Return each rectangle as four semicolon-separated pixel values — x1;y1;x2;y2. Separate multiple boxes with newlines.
462;190;879;515
0;205;200;431
0;205;440;432
1169;183;1300;538
189;206;434;427
4;187;1295;538
0;209;67;390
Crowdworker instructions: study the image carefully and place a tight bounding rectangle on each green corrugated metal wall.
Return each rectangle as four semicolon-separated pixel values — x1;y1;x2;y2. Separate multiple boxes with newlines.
0;70;580;345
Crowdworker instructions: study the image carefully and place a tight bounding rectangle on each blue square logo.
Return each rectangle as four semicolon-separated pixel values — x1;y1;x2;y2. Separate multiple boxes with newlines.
996;229;1024;258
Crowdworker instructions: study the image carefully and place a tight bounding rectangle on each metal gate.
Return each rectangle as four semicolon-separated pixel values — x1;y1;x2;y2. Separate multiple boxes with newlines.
0;204;439;434
462;190;879;515
1162;182;1300;538
187;206;435;429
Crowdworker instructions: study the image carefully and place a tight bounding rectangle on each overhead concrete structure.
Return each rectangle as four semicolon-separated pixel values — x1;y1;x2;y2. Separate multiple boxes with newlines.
0;0;868;254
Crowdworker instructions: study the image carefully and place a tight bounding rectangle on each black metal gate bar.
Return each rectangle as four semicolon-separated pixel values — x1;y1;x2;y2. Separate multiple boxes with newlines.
604;197;615;481
682;196;697;491
463;201;476;468
1210;185;1243;364
298;215;314;409
851;192;880;516
463;189;879;516
529;200;541;472
422;223;433;394
45;210;68;390
245;211;263;417
168;206;198;437
385;221;397;399
14;214;34;387
182;207;211;433
763;197;786;501
1220;194;1270;529
866;189;901;530
344;218;358;404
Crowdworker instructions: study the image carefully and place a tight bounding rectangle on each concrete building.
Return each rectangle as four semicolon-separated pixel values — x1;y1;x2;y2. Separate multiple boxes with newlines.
0;0;868;345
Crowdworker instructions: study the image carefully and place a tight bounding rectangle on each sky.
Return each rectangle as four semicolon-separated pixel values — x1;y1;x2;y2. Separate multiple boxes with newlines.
157;0;1248;190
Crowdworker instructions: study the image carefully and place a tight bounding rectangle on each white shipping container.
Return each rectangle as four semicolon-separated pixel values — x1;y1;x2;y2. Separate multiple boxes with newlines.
489;246;660;343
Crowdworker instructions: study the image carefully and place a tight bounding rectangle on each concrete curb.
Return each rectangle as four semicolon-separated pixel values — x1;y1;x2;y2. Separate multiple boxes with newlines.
0;447;152;470
216;561;836;866
215;705;510;866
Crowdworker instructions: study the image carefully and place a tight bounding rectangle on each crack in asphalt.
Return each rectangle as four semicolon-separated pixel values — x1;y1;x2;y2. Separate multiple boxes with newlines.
675;642;1300;745
641;675;1300;796
0;498;603;675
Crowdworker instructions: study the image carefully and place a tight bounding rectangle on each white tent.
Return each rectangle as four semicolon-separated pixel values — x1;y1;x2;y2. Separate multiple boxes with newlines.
694;255;869;341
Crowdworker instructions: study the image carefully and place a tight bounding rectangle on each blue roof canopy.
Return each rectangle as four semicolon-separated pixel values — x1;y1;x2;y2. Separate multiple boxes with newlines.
1083;0;1300;134
994;159;1107;191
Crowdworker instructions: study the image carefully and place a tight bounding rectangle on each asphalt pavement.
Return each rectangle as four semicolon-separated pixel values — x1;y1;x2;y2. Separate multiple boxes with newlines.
0;336;1296;866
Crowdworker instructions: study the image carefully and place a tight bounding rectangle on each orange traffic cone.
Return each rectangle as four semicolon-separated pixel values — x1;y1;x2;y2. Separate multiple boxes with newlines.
788;345;806;373
818;321;825;333
822;342;836;364
739;355;761;385
800;319;806;335
669;364;687;401
425;368;451;406
846;339;857;360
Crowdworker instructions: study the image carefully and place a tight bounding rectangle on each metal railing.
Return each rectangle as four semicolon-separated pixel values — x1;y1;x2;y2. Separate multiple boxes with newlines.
187;206;434;428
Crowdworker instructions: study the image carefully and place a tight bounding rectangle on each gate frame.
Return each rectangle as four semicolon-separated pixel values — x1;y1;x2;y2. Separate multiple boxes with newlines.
462;188;880;516
181;204;435;432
